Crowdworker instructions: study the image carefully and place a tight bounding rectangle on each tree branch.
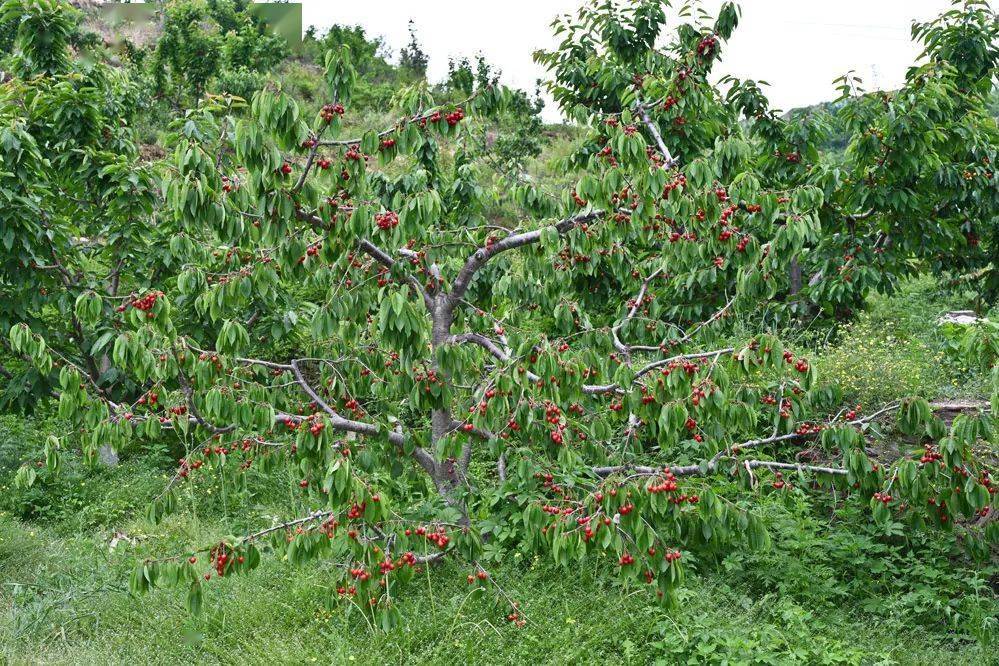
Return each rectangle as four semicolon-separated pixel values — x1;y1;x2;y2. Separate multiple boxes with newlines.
317;92;479;148
612;268;663;356
357;238;433;310
289;359;405;446
449;209;608;303
635;99;677;168
592;399;940;479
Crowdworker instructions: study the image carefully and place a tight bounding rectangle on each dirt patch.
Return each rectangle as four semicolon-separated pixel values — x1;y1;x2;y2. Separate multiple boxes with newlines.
138;143;166;162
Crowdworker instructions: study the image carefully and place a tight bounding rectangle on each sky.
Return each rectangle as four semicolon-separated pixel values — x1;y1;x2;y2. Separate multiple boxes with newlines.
300;0;961;122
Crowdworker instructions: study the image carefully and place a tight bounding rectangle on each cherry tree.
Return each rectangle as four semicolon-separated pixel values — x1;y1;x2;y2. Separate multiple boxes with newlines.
4;0;996;627
0;0;167;419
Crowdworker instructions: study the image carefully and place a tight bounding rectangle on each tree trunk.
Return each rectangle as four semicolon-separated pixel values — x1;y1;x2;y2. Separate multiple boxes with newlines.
98;444;119;467
426;294;469;524
789;258;802;296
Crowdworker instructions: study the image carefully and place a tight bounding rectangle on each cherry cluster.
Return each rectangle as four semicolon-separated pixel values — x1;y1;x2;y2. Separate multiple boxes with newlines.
375;210;399;231
320;103;345;123
506;609;525;628
125;290;164;314
418;525;451;549
597;143;617;167
195;352;224;373
213;544;243;579
772;471;792;490
775;150;802;163
794;422;823;436
308;417;325;438
918;444;943;465
872;491;893;505
696;35;718;58
423;107;464;127
645;468;679;493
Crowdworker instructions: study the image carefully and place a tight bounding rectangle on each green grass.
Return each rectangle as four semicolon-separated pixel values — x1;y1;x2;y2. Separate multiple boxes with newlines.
1;504;993;665
1;279;996;665
810;276;989;406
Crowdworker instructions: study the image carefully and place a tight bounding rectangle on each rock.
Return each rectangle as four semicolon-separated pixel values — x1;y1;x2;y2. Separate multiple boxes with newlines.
938;310;981;326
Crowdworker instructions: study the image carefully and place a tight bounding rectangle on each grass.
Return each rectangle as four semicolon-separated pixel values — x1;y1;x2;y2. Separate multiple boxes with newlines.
1;278;996;665
1;505;993;665
810;276;989;406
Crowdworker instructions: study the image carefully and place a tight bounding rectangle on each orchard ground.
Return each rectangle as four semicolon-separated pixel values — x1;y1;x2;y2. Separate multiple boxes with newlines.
2;277;996;665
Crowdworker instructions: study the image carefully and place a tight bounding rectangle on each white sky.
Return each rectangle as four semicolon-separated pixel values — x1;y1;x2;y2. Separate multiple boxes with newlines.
300;0;962;122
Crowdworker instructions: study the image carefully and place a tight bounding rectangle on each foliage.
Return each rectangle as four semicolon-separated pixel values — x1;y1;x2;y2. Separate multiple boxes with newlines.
801;0;999;312
0;8;165;412
812;277;985;406
0;482;994;661
304;23;394;81
0;0;78;76
150;0;289;101
448;54;546;172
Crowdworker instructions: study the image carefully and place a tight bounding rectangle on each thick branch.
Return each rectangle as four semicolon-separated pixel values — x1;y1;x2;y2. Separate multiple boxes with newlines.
357;239;433;310
449;210;608;303
635;99;677;167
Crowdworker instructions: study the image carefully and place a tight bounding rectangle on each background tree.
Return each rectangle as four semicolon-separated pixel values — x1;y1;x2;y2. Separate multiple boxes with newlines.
399;19;428;80
150;0;289;104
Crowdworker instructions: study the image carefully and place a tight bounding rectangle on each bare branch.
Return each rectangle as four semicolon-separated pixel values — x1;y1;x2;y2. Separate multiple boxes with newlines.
744;460;847;476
